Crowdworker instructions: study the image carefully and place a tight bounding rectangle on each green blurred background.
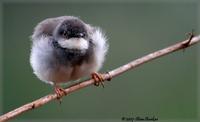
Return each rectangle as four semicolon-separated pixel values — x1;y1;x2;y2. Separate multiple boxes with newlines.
0;0;200;121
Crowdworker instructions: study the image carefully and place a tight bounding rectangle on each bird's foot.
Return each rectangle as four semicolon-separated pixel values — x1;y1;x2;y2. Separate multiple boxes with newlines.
54;86;67;104
91;72;105;88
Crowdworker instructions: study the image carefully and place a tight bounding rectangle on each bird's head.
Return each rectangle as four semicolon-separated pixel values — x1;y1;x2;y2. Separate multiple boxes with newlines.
53;18;90;52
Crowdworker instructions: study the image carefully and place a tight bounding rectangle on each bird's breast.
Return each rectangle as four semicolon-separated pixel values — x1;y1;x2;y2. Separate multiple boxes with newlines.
50;45;96;83
51;59;97;83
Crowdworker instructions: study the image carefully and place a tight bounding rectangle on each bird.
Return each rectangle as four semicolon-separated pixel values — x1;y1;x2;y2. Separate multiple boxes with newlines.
30;16;108;99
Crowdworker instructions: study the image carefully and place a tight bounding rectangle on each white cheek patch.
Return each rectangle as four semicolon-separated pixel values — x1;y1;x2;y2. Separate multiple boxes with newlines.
58;38;89;50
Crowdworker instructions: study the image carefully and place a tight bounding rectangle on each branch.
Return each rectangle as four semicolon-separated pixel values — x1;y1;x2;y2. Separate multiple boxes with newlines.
0;34;200;122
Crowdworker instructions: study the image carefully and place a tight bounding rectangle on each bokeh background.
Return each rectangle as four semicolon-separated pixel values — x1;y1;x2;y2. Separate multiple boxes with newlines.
0;0;200;122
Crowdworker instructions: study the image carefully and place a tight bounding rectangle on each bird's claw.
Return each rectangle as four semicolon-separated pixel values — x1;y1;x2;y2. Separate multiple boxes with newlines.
91;72;105;88
54;86;67;103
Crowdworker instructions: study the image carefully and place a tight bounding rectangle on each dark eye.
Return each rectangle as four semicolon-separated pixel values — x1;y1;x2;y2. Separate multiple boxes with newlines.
60;30;67;37
79;32;85;38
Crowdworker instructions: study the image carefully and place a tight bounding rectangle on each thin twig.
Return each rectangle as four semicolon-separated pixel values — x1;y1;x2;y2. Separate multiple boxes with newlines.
0;34;200;122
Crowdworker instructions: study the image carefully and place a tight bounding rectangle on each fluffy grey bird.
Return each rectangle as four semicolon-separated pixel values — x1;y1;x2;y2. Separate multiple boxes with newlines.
30;16;108;97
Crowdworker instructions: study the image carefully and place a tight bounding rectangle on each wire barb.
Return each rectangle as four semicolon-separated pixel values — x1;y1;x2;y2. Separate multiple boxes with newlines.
183;29;195;47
